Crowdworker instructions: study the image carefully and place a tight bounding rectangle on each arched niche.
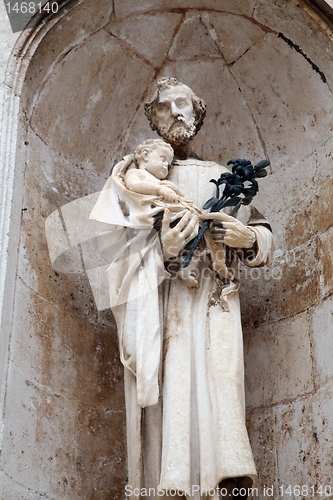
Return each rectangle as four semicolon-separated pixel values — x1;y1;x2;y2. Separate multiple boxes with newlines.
1;0;333;497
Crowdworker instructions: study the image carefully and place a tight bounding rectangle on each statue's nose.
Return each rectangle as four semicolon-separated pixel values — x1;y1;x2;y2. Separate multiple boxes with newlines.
171;102;181;117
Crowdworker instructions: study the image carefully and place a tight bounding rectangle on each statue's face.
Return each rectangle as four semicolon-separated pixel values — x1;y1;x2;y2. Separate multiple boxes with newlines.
153;85;197;146
156;86;194;124
144;146;173;180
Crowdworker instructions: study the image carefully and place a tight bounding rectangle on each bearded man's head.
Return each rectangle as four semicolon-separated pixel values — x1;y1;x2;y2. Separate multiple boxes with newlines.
144;77;206;147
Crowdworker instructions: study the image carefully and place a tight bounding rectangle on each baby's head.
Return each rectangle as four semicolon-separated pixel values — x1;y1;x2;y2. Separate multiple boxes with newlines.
134;138;174;180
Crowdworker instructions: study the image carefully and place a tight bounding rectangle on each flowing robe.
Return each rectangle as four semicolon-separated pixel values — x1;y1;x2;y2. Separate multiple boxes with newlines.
90;156;274;500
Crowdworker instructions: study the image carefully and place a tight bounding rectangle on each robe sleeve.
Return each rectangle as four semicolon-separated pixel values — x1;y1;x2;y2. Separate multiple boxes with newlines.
237;205;274;268
241;225;274;267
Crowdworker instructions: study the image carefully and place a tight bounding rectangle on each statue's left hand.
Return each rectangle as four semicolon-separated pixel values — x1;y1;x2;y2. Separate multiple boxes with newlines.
201;212;256;249
161;209;199;260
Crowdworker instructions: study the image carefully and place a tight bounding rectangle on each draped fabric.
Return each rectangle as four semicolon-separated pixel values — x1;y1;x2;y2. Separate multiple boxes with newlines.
90;157;274;499
89;155;199;407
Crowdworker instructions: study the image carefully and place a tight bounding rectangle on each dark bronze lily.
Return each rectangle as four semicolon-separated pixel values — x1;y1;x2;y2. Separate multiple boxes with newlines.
181;158;270;268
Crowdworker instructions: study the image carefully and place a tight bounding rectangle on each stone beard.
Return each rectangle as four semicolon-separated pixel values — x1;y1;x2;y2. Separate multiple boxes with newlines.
155;114;197;146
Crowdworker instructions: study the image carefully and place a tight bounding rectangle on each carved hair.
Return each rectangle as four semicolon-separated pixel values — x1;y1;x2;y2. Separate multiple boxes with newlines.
134;138;174;165
144;77;206;135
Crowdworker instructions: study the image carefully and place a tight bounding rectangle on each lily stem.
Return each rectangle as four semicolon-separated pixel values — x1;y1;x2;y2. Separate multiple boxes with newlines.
181;196;228;268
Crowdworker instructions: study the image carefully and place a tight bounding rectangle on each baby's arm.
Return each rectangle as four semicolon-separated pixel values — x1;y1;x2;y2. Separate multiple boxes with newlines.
125;169;179;202
125;169;161;196
160;180;184;196
160;180;193;205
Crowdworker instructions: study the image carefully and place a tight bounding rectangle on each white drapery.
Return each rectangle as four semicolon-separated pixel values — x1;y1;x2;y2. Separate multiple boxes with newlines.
90;157;274;499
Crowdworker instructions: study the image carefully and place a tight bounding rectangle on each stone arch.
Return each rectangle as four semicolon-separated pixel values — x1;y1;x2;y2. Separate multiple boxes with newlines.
1;0;333;497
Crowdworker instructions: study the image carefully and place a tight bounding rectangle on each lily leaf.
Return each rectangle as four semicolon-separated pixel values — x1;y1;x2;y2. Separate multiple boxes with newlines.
203;197;219;210
254;169;268;178
254;159;270;170
222;197;241;207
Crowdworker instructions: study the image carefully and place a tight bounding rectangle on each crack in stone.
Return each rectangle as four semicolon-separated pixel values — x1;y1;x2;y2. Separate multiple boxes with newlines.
11;360;126;413
228;63;271;167
0;467;54;498
199;12;228;65
16;273;101;331
164;10;187;62
107;30;156;69
110;0;115;20
307;308;317;392
119;12;186;156
278;32;327;83
27;127;103;182
200;12;271;165
247;385;324;413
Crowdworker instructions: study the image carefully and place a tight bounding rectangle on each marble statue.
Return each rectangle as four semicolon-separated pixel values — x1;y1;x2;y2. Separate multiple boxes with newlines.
127;138;201;288
90;77;274;499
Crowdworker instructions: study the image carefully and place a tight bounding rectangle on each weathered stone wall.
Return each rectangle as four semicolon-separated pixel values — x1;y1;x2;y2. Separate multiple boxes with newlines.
239;3;333;494
0;0;333;498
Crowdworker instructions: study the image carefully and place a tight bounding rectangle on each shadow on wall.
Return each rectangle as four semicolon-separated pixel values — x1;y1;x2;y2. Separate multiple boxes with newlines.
1;0;333;497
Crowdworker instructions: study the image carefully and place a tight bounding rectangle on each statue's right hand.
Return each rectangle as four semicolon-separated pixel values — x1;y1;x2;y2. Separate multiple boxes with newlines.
160;209;198;260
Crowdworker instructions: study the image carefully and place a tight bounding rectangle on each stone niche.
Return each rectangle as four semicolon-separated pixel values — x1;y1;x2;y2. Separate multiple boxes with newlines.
1;0;333;498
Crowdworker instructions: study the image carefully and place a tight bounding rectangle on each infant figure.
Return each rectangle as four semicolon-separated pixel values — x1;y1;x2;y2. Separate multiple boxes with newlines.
125;138;199;288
